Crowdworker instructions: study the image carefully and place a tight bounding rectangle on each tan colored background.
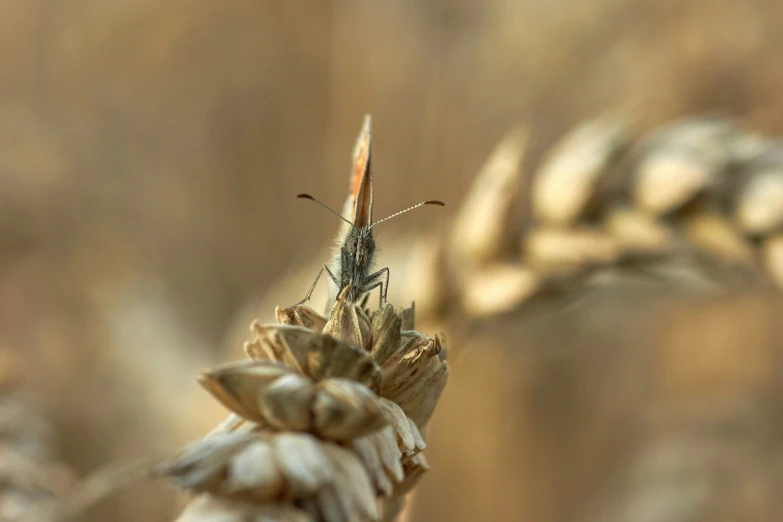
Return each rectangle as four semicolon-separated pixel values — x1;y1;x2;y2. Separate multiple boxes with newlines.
2;1;783;520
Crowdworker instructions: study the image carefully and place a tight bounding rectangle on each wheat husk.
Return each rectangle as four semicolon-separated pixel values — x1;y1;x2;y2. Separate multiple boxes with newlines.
532;118;630;225
162;286;448;521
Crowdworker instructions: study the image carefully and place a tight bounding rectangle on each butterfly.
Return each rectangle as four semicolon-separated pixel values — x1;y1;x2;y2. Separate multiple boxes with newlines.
297;115;444;309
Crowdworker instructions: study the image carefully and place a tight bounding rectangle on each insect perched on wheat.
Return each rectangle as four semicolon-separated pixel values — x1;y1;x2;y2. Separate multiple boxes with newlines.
296;115;444;308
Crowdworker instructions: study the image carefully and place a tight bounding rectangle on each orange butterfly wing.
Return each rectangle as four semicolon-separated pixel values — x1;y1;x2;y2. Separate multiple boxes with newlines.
349;115;373;228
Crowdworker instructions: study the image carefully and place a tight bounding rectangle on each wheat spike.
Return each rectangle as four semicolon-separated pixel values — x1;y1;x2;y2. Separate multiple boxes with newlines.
159;125;449;522
410;116;783;320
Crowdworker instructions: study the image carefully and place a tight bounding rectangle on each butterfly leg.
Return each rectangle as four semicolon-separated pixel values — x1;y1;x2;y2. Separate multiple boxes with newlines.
363;267;390;308
297;265;339;305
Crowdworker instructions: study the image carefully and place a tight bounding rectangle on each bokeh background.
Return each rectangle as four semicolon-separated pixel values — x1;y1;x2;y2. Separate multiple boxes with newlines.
2;1;783;521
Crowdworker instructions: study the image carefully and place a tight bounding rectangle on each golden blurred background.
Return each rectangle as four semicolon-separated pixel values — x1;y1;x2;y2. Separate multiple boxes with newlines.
2;1;783;521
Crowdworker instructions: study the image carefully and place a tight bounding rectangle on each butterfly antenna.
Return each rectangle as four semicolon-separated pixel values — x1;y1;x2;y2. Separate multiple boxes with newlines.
371;200;445;228
297;194;354;226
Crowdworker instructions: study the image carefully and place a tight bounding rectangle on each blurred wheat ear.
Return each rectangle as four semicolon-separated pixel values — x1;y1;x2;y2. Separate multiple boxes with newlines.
0;349;76;522
404;115;783;324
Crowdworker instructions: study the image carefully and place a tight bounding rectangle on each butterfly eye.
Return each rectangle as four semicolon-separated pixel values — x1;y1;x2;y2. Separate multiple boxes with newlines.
348;237;358;252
